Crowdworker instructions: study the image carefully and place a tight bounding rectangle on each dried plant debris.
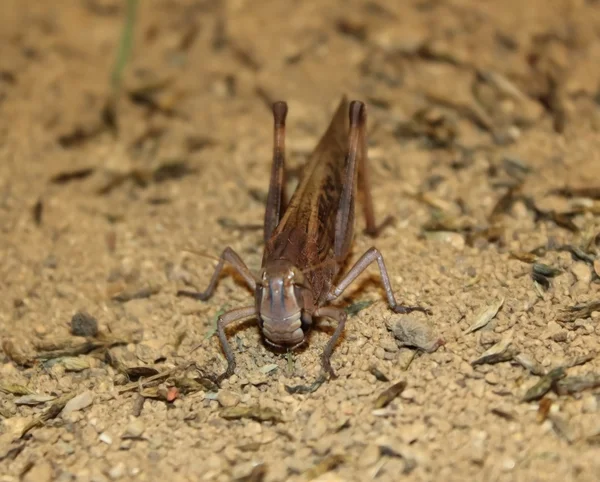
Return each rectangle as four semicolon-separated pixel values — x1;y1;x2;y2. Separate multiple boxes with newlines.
285;373;327;395
374;381;407;409
45;356;90;372
97;161;197;195
111;284;161;302
369;366;390;382
20;393;76;438
174;376;218;394
551;186;600;200
556;300;600;322
394;107;458;148
32;198;43;225
532;263;562;278
345;300;374;317
490;407;516;421
122;366;160;381
391;316;444;352
35;338;128;361
560;353;596;370
2;339;34;366
116;363;193;394
234;463;267;482
50;167;95;185
513;353;546;376
0;382;34;396
556;244;596;265
464;297;504;334
471;334;518;366
70;311;99;337
522;367;565;402
555;373;600;395
509;251;539;263
522;197;579;233
220;406;283;424
489;184;522;223
537;397;553;424
303;454;345;481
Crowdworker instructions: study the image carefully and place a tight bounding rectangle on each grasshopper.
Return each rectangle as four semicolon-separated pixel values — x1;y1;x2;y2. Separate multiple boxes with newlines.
178;97;430;383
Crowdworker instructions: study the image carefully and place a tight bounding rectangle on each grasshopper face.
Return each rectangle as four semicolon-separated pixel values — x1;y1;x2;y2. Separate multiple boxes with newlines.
257;260;312;349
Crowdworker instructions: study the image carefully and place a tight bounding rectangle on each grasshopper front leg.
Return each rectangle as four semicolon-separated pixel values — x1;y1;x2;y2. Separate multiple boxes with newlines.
177;247;256;301
314;306;347;379
210;305;257;384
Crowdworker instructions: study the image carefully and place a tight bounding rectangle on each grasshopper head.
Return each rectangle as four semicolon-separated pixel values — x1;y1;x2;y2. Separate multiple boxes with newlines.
257;260;312;349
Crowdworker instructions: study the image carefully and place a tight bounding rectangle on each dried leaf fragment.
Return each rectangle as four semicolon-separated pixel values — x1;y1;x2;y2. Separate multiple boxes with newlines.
0;382;34;396
532;263;562;278
20;393;76;438
556;300;600;322
112;285;161;302
56;356;91;372
513;353;546;376
370;366;390;382
345;300;374;317
304;454;345;481
124;366;160;381
14;394;56;406
537;397;552;423
2;340;33;366
554;373;600;395
220;406;283;424
522;367;565;402
285;373;327;395
374;381;407;409
471;335;517;366
509;251;538;263
464;297;504;334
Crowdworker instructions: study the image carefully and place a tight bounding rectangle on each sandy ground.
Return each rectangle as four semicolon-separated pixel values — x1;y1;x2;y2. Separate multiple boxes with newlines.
1;0;600;481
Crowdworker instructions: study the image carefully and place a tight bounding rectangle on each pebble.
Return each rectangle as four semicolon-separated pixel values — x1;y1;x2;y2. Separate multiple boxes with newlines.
484;372;500;385
22;461;53;482
70;312;99;337
357;443;381;468
99;433;113;445
582;394;598;413
108;463;125;480
123;419;145;438
62;390;94;418
216;389;240;408
571;262;591;285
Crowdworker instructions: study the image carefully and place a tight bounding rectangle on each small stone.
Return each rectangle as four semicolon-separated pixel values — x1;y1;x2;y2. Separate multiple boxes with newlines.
571;262;592;285
551;331;568;343
108;463;125;480
216;389;240;408
70;312;99;337
484;372;500;385
357;443;381;468
22;460;53;482
61;390;94;418
99;432;113;445
400;388;417;400
582;394;598;413
123;419;145;438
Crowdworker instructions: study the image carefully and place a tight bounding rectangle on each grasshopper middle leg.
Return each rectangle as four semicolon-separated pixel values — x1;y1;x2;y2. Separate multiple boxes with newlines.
327;247;431;315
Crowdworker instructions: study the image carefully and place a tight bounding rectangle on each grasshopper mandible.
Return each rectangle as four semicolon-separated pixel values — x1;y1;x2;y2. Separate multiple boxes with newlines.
178;97;430;383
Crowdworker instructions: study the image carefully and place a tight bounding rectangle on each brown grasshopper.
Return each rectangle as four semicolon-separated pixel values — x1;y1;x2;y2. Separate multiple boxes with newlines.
178;97;430;383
